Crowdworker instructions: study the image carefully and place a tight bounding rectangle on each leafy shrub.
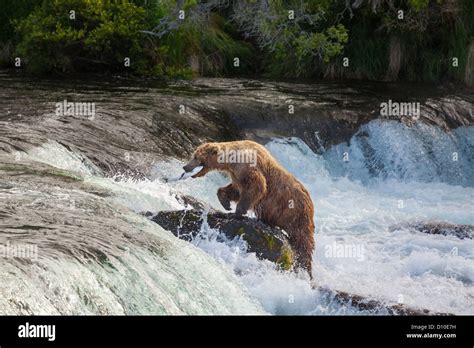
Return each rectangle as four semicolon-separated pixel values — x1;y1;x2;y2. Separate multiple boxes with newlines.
232;1;348;78
15;0;149;74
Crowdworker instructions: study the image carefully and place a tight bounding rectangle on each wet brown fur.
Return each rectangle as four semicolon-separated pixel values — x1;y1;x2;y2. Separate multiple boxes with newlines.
183;140;315;276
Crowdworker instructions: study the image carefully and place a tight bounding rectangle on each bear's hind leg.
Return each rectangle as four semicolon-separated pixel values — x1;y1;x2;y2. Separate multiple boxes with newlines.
295;246;313;279
289;223;315;280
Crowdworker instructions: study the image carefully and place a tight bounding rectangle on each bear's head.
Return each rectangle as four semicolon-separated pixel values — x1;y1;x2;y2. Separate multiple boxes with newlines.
183;143;220;178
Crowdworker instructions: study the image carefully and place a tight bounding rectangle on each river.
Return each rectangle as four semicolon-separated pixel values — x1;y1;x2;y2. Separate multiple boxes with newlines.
0;72;473;315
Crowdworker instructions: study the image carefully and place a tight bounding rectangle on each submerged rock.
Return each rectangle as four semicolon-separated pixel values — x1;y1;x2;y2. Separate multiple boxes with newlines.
390;221;474;240
150;209;294;270
318;287;452;316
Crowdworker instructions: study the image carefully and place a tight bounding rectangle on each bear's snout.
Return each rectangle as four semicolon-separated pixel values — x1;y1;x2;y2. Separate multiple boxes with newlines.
183;162;197;173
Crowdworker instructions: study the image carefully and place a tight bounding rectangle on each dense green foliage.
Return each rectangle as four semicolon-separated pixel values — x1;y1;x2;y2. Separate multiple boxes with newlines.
0;0;472;83
338;0;474;82
230;0;349;77
14;0;150;74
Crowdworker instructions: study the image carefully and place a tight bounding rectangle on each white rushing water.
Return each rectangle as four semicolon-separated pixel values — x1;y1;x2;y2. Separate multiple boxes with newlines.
16;120;474;315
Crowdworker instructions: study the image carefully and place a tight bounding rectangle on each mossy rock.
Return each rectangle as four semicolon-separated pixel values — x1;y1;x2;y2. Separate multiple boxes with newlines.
151;209;294;268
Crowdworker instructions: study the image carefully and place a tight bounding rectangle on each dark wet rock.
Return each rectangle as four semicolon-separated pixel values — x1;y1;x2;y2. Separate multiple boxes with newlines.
0;182;14;189
390;221;474;240
318;287;452;316
150;209;294;270
173;194;209;211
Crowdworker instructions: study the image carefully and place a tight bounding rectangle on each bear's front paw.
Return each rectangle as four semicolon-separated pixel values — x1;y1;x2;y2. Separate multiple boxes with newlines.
217;189;232;211
218;197;232;211
234;206;247;217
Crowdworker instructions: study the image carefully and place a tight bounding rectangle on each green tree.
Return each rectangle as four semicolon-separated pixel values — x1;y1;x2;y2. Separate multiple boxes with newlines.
232;0;349;77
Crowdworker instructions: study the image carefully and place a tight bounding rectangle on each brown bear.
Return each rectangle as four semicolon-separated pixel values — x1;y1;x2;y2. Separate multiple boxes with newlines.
182;140;315;277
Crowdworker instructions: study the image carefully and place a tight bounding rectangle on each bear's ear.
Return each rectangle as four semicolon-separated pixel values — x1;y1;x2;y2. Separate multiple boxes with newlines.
205;144;219;156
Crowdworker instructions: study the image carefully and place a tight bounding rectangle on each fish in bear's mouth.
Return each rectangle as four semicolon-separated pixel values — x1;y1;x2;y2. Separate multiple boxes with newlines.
179;165;204;180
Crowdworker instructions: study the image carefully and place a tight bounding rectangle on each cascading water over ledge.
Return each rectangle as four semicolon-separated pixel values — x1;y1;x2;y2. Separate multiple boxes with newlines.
0;74;473;316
